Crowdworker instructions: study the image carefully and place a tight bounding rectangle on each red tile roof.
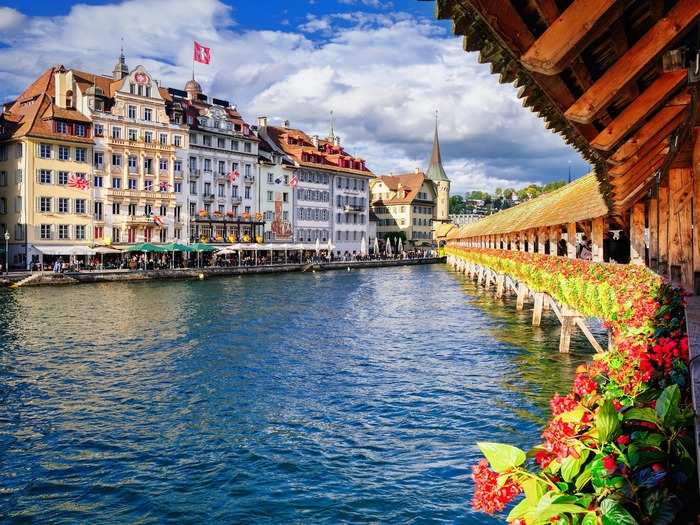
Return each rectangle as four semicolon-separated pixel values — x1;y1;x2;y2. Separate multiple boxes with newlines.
371;172;429;205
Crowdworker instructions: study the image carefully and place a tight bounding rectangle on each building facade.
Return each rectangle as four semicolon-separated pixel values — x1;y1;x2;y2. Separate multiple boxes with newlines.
370;170;437;247
168;80;262;243
261;120;373;256
257;120;295;243
68;56;190;247
0;67;95;269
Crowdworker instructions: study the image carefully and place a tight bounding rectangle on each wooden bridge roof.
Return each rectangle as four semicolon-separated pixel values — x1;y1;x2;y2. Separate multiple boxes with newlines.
435;0;700;215
447;173;607;239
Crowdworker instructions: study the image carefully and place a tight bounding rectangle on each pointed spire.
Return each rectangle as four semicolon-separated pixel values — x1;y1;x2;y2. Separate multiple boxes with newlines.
113;39;129;80
329;109;335;139
425;110;449;182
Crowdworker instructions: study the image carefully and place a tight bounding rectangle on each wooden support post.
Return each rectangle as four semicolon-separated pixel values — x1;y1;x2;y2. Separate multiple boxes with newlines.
537;228;546;254
532;292;544;326
549;226;561;256
496;273;505;298
649;194;659;269
630;202;646;265
566;222;577;258
516;283;527;310
574;318;606;353
659;182;669;273
528;230;536;253
559;307;577;353
591;217;605;262
668;167;694;290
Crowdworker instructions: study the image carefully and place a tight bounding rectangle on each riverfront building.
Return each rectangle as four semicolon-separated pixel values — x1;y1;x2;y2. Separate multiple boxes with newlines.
260;119;373;256
167;79;262;243
0;67;95;269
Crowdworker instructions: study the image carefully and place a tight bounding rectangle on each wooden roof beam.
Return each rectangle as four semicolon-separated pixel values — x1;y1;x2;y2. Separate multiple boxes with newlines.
615;158;665;209
565;0;700;124
591;70;687;151
609;101;688;164
610;139;669;177
521;0;623;75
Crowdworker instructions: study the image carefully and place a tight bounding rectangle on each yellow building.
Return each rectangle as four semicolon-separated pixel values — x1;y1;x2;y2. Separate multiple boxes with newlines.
369;170;437;247
0;67;94;269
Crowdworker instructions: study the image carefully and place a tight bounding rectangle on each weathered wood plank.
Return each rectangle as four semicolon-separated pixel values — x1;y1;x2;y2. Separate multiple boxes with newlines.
630;202;646;265
591;217;605;262
566;222;577;258
564;0;700;124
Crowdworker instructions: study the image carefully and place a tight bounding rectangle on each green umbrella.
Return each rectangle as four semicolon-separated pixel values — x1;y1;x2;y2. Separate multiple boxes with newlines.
189;243;218;252
124;242;167;253
161;242;193;253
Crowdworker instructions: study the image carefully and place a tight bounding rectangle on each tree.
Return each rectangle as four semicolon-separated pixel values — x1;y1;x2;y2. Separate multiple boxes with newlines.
449;195;467;214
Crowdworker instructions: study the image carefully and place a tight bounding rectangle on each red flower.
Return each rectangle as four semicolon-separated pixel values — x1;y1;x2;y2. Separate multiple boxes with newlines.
471;459;521;514
573;373;597;396
616;434;631;446
602;455;617;474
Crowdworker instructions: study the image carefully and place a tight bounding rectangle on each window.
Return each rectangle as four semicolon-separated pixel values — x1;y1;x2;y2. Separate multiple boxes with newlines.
128;204;136;216
75;199;86;214
40;143;52;159
75;124;86;137
174;182;182;193
244;206;251;214
159;133;168;145
144;131;152;143
128;156;137;170
58;198;69;213
267;191;273;201
75;225;86;240
231;185;238;197
144;180;153;191
40;224;52;240
0;172;5;186
174;160;182;173
143;108;152;121
39;197;52;212
245;164;251;176
75;148;86;162
203;136;212;147
283;192;288;203
112;153;122;166
189;181;197;195
218;184;225;197
144;158;152;174
58;224;70;240
244;186;251;199
94;226;103;239
160;205;167;216
128;105;137;119
204;159;212;171
145;204;152;216
94;201;103;221
174;135;182;147
94;151;104;167
268;173;274;183
244;142;252;153
128;179;137;190
218;161;225;174
204;182;211;195
145;86;151;98
159;158;168;171
128;129;138;141
113;227;121;243
112;177;121;189
217;138;225;148
58;146;70;161
129;83;136;94
15;143;22;158
94;176;103;187
15;223;24;240
94;123;103;137
56;121;68;134
231;140;239;151
112;203;121;215
39;169;52;184
112;126;121;139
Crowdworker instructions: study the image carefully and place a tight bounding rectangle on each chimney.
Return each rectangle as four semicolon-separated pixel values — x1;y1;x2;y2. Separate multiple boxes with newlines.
333;135;341;147
283;119;290;128
312;135;319;148
257;116;268;128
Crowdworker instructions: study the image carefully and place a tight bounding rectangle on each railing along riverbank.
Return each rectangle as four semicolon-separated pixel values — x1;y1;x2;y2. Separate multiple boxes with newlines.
446;247;697;525
0;257;445;288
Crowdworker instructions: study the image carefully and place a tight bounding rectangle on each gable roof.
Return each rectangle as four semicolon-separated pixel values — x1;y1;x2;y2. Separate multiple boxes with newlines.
371;171;431;205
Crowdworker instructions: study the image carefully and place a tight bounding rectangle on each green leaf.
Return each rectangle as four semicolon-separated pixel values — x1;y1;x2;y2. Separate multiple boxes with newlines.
477;442;526;473
561;449;590;482
507;497;532;522
655;385;680;427
522;477;547;504
623;408;658;424
574;466;592;491
601;498;638;525
596;400;620;444
581;512;597;525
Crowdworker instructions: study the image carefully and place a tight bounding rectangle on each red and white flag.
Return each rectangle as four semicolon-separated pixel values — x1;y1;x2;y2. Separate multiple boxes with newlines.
194;41;211;64
227;170;240;183
289;175;299;188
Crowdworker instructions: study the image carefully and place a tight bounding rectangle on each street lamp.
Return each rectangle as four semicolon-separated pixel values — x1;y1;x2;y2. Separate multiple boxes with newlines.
3;231;9;275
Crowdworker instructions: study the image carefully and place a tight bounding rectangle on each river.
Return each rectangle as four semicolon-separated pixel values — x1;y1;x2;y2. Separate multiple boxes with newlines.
0;264;598;524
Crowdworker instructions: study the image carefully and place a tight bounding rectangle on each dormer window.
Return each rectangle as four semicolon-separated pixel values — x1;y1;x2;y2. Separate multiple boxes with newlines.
65;90;73;108
129;83;136;94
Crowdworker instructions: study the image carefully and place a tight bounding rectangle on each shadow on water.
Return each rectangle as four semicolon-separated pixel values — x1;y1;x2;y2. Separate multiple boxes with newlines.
0;265;605;524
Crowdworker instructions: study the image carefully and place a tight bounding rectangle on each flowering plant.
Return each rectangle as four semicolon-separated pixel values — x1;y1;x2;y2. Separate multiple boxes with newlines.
446;247;695;524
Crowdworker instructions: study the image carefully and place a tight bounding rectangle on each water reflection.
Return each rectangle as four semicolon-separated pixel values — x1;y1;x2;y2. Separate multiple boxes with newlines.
0;265;599;524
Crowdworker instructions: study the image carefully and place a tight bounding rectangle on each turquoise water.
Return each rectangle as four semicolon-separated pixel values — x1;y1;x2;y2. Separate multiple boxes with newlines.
0;265;596;523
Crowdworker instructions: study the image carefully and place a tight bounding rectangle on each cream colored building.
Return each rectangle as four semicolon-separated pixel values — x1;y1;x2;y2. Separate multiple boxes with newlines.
0;67;95;269
67;53;189;246
370;170;437;247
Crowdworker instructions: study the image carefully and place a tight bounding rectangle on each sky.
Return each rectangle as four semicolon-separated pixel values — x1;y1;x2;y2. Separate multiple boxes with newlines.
0;0;590;194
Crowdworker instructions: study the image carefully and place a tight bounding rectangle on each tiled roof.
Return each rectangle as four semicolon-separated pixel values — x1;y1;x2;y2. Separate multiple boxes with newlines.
447;173;607;239
435;223;455;238
266;125;373;177
371;172;427;204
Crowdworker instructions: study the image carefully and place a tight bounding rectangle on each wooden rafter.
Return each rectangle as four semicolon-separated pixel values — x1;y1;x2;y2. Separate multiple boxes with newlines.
521;0;622;75
609;138;669;177
591;70;687;151
609;103;687;164
564;0;700;124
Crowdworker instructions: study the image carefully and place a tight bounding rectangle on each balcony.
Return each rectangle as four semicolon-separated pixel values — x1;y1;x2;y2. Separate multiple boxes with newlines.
216;171;228;181
203;193;215;203
343;204;365;212
107;188;176;201
108;136;174;153
116;215;164;226
231;196;242;206
243;174;255;185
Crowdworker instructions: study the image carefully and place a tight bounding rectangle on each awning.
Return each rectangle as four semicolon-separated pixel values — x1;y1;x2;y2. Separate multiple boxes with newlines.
32;245;96;256
93;246;122;254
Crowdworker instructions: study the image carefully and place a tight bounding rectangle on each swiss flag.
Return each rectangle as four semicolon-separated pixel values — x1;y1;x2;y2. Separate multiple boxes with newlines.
194;41;211;64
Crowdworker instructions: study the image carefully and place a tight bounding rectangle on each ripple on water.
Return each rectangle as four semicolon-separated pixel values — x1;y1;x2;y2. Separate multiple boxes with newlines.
0;265;598;524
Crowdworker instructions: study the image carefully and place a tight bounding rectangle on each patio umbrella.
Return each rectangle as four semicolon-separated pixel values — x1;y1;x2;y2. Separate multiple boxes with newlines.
398;237;403;254
124;242;167;253
315;237;320;255
385;237;392;256
93;246;121;269
161;243;192;269
189;243;218;252
373;237;379;255
360;235;367;256
326;237;333;259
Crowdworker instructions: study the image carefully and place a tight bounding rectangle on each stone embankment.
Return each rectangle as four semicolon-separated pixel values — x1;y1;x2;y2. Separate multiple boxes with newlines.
2;257;445;288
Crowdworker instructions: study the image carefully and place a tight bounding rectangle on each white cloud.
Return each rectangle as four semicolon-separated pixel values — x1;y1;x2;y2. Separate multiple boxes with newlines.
0;7;24;32
0;0;589;193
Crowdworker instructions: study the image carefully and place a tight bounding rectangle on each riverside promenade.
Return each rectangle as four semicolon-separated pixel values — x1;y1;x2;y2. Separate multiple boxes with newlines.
0;257;444;287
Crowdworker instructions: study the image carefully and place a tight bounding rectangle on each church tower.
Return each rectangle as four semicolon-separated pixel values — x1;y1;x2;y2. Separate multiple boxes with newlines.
112;45;129;81
425;115;450;224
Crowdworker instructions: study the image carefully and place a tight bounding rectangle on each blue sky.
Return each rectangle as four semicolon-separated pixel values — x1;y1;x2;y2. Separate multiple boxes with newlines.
0;0;590;193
